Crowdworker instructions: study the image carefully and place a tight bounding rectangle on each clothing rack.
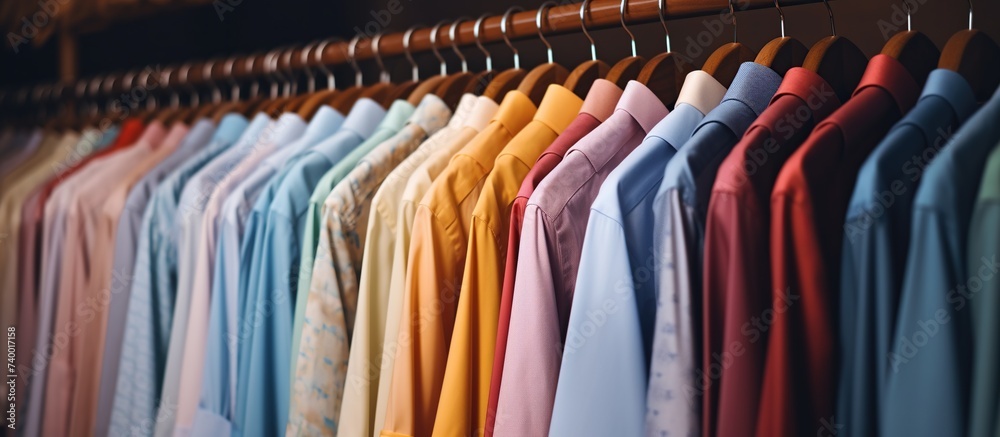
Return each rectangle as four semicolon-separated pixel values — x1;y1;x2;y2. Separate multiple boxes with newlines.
15;0;833;103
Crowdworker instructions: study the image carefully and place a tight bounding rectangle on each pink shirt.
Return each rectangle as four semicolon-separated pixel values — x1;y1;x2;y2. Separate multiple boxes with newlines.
42;121;170;437
494;82;667;436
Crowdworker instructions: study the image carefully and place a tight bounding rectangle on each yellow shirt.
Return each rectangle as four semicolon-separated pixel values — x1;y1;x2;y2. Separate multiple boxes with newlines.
380;91;535;437
432;85;582;437
373;96;498;437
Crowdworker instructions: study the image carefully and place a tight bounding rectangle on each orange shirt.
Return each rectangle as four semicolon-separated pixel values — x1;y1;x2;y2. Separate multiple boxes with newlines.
432;85;581;437
381;91;536;437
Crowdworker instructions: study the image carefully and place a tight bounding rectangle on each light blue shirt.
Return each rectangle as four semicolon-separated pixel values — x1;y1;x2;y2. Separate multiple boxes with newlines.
96;118;217;437
838;69;976;437
550;78;717;437
191;113;308;437
883;84;1000;437
109;114;248;437
236;99;385;437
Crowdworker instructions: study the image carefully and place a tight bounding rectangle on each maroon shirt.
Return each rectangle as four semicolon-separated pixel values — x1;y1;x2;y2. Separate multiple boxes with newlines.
758;55;919;437
703;68;842;437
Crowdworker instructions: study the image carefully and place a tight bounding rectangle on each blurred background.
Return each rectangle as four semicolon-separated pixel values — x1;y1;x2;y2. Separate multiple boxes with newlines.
1;0;998;90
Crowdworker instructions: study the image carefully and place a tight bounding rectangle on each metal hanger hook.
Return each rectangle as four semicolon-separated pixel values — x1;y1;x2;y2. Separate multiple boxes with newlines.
822;0;836;36
501;6;523;69
179;62;200;107
904;0;911;31
537;2;556;64
372;32;390;83
430;21;449;76
658;0;672;52
449;17;470;73
580;0;597;61
314;38;340;90
620;0;638;57
203;58;223;104
729;0;738;43
265;50;282;99
474;14;492;71
348;35;364;87
281;46;298;96
774;0;786;38
403;26;421;82
968;0;973;30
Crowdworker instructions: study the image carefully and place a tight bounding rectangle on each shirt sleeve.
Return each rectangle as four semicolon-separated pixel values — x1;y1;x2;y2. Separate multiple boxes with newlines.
647;190;699;437
967;199;1000;437
493;205;562;436
547;209;646;437
381;206;461;437
433;214;503;436
882;208;968;436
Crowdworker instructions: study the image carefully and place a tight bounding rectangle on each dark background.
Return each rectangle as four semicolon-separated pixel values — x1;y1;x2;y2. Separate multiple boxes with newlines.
2;0;999;90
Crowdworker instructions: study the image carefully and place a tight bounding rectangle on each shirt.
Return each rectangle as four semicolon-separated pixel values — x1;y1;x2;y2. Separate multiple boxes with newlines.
504;81;667;436
0;128;43;179
966;139;1000;437
763;54;919;437
288;95;450;437
339;93;475;437
436;85;582;437
288;100;415;384
23;122;143;437
192;114;308;437
703;67;842;437
239;100;383;437
381;90;536;437
44;123;168;437
374;96;498;436
108;117;250;437
883;85;1000;437
487;79;621;437
837;69;976;437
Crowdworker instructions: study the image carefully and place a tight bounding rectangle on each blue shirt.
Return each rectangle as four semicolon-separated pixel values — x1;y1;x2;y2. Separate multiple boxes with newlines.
96;118;217;437
236;101;384;437
883;85;1000;437
109;114;249;436
838;69;976;437
192;113;308;437
556;71;724;437
649;62;779;437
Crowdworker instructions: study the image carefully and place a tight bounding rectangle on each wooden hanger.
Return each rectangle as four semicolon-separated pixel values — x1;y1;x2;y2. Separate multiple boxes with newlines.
634;0;694;108
754;1;807;77
880;2;938;88
514;4;569;106
801;0;868;104
939;0;1000;103
479;13;525;102
702;0;756;87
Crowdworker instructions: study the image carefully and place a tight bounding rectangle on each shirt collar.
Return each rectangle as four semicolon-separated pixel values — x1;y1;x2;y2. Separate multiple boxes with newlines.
676;70;728;115
697;62;782;136
534;84;584;134
407;94;452;135
919;68;976;122
337;98;386;139
463;96;500;131
579;79;623;122
379;99;417;131
138;120;168;146
615;81;669;133
853;54;920;114
161;123;190;149
213;113;250;145
769;67;842;122
491;90;536;134
449;93;478;129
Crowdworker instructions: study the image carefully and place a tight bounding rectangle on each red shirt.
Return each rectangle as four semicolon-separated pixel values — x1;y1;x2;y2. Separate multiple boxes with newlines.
758;55;919;437
703;68;841;437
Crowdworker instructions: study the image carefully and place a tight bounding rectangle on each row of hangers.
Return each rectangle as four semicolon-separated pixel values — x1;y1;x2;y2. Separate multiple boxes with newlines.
6;0;1000;132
